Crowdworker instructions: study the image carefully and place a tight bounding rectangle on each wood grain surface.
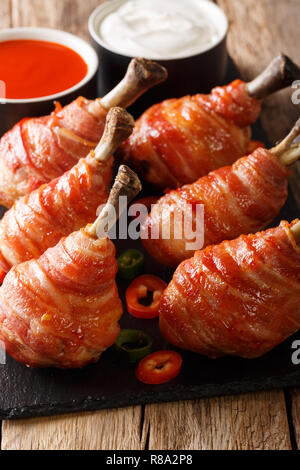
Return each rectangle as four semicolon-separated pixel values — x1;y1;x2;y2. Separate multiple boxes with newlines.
0;0;300;451
1;407;144;451
142;392;291;450
218;0;300;206
0;0;11;28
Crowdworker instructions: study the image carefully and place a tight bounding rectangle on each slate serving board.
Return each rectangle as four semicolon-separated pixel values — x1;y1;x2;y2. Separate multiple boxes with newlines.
1;58;300;420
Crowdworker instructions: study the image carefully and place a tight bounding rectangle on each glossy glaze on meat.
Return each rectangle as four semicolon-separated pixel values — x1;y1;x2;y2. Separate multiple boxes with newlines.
159;221;300;358
0;229;122;368
0;98;107;208
0;150;113;280
119;80;262;189
142;148;288;267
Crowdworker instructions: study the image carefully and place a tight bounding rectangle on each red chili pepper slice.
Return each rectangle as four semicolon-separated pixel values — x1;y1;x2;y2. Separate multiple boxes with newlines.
126;275;167;319
135;351;183;385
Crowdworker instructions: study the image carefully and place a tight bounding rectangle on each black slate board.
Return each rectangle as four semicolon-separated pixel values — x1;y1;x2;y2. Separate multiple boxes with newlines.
1;57;300;420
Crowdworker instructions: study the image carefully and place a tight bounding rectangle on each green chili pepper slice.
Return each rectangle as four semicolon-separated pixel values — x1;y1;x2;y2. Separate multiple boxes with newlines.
115;329;153;364
117;249;144;280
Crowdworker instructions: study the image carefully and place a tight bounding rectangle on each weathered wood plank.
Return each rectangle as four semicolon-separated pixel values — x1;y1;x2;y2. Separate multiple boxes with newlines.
2;407;143;450
290;389;300;449
0;0;12;451
218;0;300;206
1;0;297;452
2;0;145;452
143;392;292;450
143;0;298;450
218;0;300;139
218;0;300;446
11;0;103;39
0;0;11;28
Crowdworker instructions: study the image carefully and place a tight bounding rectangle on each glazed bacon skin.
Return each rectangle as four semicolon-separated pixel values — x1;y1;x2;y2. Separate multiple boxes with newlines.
159;222;300;359
119;80;262;189
142;148;289;267
0;230;122;368
0;97;107;208
0;151;113;279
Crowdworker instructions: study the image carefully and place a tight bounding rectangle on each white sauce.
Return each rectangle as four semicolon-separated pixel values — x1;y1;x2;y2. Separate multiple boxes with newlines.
99;0;227;60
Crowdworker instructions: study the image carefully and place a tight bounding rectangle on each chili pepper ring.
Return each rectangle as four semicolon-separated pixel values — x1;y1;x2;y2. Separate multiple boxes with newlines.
115;329;153;363
126;275;167;319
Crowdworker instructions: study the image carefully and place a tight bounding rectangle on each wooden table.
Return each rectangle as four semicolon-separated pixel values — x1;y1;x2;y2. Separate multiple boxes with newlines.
1;0;300;451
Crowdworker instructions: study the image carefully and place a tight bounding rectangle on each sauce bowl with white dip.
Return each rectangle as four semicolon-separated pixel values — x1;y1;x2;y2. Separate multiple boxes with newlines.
89;0;228;113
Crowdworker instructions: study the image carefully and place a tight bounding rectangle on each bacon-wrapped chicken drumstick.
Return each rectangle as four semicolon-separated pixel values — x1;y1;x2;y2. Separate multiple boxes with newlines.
142;119;300;267
159;220;300;359
0;107;135;283
119;54;300;189
0;166;142;368
0;58;166;208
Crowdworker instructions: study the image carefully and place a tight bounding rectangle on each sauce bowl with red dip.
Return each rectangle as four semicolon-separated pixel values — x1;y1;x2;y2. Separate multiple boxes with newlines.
0;27;98;135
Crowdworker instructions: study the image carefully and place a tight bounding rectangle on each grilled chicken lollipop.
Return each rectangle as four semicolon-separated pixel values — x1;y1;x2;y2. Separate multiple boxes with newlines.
159;220;300;359
142;119;300;268
0;58;166;208
119;54;300;189
0;166;142;368
0;107;135;283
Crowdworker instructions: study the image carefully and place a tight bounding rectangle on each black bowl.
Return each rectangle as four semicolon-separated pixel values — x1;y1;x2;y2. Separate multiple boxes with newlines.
0;27;99;136
89;0;228;117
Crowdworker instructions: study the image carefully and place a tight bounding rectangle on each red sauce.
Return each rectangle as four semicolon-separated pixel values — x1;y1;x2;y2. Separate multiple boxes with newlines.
0;39;88;99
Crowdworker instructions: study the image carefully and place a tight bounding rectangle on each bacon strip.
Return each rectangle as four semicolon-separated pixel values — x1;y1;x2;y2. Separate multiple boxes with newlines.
0;151;113;277
119;80;261;189
142;148;288;267
0;98;107;208
0;230;122;368
159;221;300;358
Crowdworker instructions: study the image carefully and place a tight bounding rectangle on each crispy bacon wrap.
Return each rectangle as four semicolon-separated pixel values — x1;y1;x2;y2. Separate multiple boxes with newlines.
0;229;122;368
0;151;113;278
0;106;136;282
0;98;107;208
142;148;288;267
119;80;262;189
159;222;300;358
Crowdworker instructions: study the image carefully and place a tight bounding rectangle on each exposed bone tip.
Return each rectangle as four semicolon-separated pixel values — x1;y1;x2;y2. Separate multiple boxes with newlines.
247;54;300;99
102;107;135;145
271;118;300;164
101;58;168;110
94;108;135;163
292;117;300;135
291;220;300;245
267;53;300;81
130;58;168;86
116;164;143;195
86;165;142;238
273;53;288;69
105;107;135;143
278;53;300;81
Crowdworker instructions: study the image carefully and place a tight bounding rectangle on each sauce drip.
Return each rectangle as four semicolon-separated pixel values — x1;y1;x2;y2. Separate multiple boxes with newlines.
0;39;88;99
